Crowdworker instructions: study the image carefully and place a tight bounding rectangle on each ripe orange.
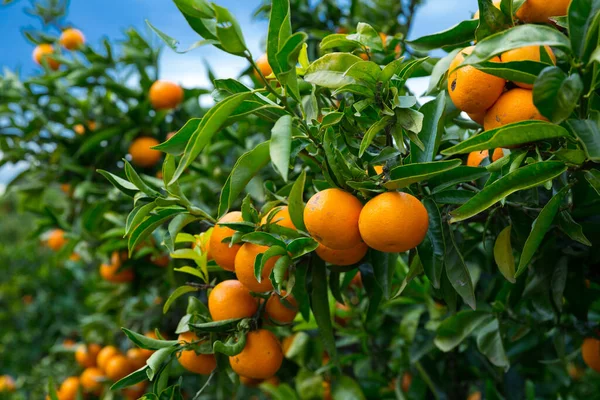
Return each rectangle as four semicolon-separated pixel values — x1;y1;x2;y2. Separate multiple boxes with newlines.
100;252;134;283
47;229;67;251
265;292;298;324
401;372;412;392
208;280;258;321
128;137;161;168
467;111;486;125
97;345;121;372
323;381;332;400
122;382;147;400
75;343;101;368
467;149;505;166
79;367;105;393
448;46;505;114
58;377;80;400
229;329;283;379
63;338;76;348
0;376;16;392
239;375;262;387
516;0;571;23
315;242;368;266
261;206;296;230
304;188;364;250
210;211;244;271
473;0;501;19
379;32;401;57
373;165;384;174
582;337;600;372
105;354;133;381
60;28;85;50
60;183;72;195
149;80;184;110
254;54;273;81
483;88;547;131
467;392;482;400
177;332;217;375
567;362;585;380
33;44;60;70
281;334;296;356
69;252;81;262
359;192;429;253
501;46;556;88
126;348;149;370
150;253;170;267
235;243;279;292
22;294;33;304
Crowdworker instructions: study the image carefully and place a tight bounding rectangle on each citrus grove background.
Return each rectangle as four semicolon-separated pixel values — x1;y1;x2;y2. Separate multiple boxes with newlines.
1;0;600;399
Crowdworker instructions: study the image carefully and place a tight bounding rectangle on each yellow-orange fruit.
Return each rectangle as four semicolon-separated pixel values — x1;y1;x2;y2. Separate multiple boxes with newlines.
567;362;585;380
150;253;170;268
254;54;273;81
265;292;298;324
501;46;556;88
359;192;429;253
468;111;486;125
177;332;217;375
323;381;332;400
100;251;134;283
304;188;364;250
0;375;15;392
582;337;600;372
315;242;368;266
467;392;482;400
473;0;501;19
373;165;384;174
149;80;184;110
122;382;147;400
235;243;279;293
516;0;571;23
209;211;244;271
492;148;504;161
379;32;402;58
229;329;283;379
401;372;412;392
448;46;505;114
75;343;101;368
33;44;60;70
58;377;80;400
466;149;505;166
128;137;161;168
97;345;121;372
126;348;149;370
105;354;133;381
69;252;81;262
60;28;85;50
483;88;547;131
47;229;67;251
79;367;105;393
261;206;296;230
239;375;262;387
208;280;258;321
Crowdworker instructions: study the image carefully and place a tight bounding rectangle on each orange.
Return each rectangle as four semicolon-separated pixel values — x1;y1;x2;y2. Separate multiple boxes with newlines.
373;165;384;174
467;149;505;166
126;348;149;370
0;376;16;392
448;46;505;114
79;367;105;393
208;280;258;321
177;332;217;375
60;183;72;194
265;292;298;324
122;382;147;400
582;337;600;372
97;345;121;372
358;192;429;253
105;354;133;381
210;211;244;271
467;392;482;400
58;377;80;400
401;372;412;393
359;52;370;61
516;0;571;23
60;28;85;50
254;54;273;81
567;362;585;380
235;243;279;292
350;272;363;289
149;80;184;110
239;375;262;387
335;302;352;326
150;253;170;267
22;294;33;304
128;137;161;168
473;0;501;19
483;88;547;131
281;334;296;356
63;338;76;348
323;381;332;400
75;343;101;368
69;252;81;262
33;44;60;70
315;242;368;266
304;188;364;250
264;376;280;386
467;111;486;125
100;251;134;283
379;33;401;58
492;148;505;161
501;46;556;88
47;229;67;251
261;206;296;230
229;329;283;379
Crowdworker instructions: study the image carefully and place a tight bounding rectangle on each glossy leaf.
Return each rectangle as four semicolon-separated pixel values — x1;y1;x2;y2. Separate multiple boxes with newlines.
408;19;478;51
122;328;179;350
163;285;198;314
533;67;584;123
568;0;600;60
410;92;446;163
384;160;461;190
270;115;292;182
493;225;515;283
304;53;363;89
446;227;476;310
558;211;591;246
288;170;307;231
476;318;509;370
566;119;600;161
310;257;337;362
434;310;492;352
417;199;445;289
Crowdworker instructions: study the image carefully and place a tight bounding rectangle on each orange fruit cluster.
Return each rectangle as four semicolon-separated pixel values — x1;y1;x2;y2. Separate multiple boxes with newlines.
32;28;86;71
99;251;135;283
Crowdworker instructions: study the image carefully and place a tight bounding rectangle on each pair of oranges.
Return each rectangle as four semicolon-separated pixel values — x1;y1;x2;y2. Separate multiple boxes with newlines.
33;28;85;70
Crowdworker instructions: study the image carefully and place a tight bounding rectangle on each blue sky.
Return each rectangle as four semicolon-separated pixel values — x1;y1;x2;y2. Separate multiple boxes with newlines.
0;0;479;188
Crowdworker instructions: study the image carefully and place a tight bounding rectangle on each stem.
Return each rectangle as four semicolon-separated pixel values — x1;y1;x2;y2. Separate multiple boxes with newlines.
193;370;215;400
415;361;440;400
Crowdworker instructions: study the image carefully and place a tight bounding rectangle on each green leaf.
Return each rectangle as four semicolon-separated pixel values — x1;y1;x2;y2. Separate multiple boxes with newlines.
493;225;515;283
171;92;253;184
153;119;201;155
146;20;217;53
146;347;176;380
288;170;307;231
476;318;509;370
304;53;363;89
472;60;551;85
242;232;286;248
218;141;271;216
392;254;423;298
212;4;247;56
122;328;179;350
463;24;571;65
568;0;600;60
287;237;319;259
129;207;185;254
292;262;310;321
408;19;478;51
163;285;198;314
256;246;288;283
110;366;149;391
384;160;461;190
533;67;584;123
125;202;157;236
566;119;600;161
267;0;292;77
446;227;476;310
551;257;568;312
320;34;360;51
213;330;247;356
344;61;381;86
516;185;570;276
558;211;592;246
97;169;138;197
346;22;383;51
359;116;393;157
165;213;200;253
442;121;570;156
124;160;161;198
187;296;209;316
399;306;425;343
190;318;243;332
310;257;337;362
411;92;446;163
380;57;407;83
331;376;366;400
428;166;490;193
417;199;445;289
434;310;492;352
450;161;567;223
270;115;292;182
